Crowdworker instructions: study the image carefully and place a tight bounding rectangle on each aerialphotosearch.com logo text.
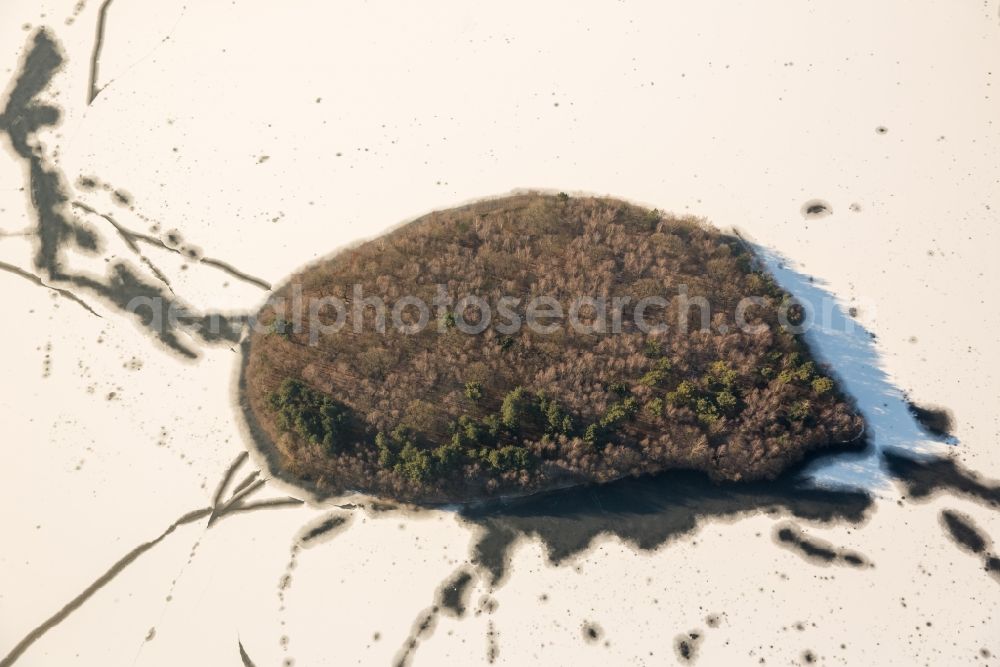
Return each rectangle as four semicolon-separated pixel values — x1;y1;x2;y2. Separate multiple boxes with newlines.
125;283;871;345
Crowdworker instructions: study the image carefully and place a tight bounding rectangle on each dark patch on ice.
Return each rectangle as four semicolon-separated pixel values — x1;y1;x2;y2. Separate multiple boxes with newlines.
940;509;988;554
0;29;265;359
437;568;474;617
369;501;399;512
938;510;1000;584
905;401;955;439
883;450;1000;508
298;514;350;546
773;522;871;568
486;620;499;663
461;460;872;585
842;553;865;566
0;29;98;273
392;606;439;667
468;524;519;584
801;199;833;220
395;567;482;664
581;621;603;644
674;630;703;663
112;189;132;206
476;594;499;616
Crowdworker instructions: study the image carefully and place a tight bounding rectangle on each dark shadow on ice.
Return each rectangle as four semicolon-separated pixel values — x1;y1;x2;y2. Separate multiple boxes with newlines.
461;455;874;585
884;450;1000;508
938;509;1000;585
772;520;872;568
904;401;955;439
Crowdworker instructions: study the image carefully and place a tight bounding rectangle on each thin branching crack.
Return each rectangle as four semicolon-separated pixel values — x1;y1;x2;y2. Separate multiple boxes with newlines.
0;453;303;666
86;0;113;104
0;260;102;316
73;201;271;291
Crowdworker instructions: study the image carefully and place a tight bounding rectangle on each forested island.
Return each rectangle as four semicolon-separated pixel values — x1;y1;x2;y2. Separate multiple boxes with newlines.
242;194;862;503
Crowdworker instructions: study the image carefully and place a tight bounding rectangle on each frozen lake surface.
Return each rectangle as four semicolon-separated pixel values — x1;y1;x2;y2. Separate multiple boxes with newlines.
1;1;998;665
